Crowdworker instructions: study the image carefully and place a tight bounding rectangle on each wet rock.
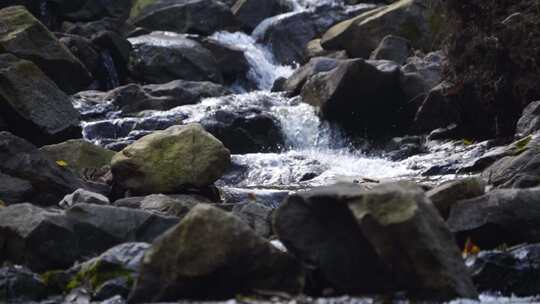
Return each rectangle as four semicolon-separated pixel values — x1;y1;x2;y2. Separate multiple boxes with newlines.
516;100;540;137
0;203;177;272
129;204;304;302
468;244;540;296
114;194;209;218
219;187;290;209
0;265;48;302
300;58;410;138
201;109;285;154
65;242;150;299
370;35;411;65
413;81;460;134
105;80;230;114
129;32;223;84
274;182;477;300
90;30;132;87
448;187;540;249
111;124;230;195
321;0;444;58
384;135;426;160
40;139;115;177
129;0;240;35
482;135;540;188
427;177;485;219
198;37;250;84
254;4;375;65
59;34;101;83
305;39;348;61
0;173;34;205
0;54;82;145
282;57;340;96
59;188;110;209
0;6;91;93
0;132;94;206
232;202;273;238
232;0;290;31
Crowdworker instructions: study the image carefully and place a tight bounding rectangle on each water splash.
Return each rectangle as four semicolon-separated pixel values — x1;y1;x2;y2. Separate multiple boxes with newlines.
211;31;295;90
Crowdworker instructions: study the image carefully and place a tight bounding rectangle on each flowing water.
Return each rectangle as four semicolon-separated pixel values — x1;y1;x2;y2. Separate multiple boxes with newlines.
80;0;461;193
74;1;539;302
100;50;121;90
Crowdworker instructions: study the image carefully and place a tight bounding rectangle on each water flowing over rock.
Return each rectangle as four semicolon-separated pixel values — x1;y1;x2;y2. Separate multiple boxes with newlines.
0;54;82;146
129;204;304;302
111;124;231;195
254;4;376;65
0;6;91;93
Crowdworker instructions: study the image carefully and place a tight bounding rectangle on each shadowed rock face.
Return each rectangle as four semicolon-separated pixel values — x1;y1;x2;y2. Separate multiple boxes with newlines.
0;132;99;206
0;6;91;93
0;203;178;272
0;54;82;146
274;182;478;300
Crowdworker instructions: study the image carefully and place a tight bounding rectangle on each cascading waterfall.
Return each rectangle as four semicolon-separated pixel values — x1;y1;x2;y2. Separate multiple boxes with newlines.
100;50;120;90
81;0;414;190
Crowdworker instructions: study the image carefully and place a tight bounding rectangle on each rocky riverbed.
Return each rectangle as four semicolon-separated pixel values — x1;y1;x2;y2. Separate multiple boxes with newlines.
1;0;540;303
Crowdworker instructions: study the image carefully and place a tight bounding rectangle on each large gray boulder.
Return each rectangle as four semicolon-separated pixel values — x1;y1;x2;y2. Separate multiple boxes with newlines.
274;182;478;300
129;204;304;302
0;6;91;93
129;0;240;35
129;33;223;84
0;203;178;272
300;58;411;138
111;124;230;195
0;54;81;145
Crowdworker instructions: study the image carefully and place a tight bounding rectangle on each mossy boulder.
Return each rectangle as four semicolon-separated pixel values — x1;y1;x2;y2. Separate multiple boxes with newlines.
129;204;304;302
64;242;150;297
111;124;230;195
40;139;115;177
321;0;444;58
0;6;91;93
